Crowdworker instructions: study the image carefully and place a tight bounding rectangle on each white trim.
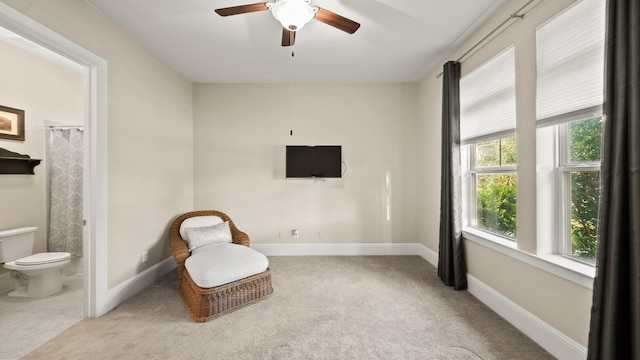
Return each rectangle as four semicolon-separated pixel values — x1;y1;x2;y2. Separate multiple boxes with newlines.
467;274;587;360
255;242;438;263
252;242;420;256
465;227;518;249
416;243;438;266
106;257;176;313
0;3;109;317
87;56;109;317
463;230;595;289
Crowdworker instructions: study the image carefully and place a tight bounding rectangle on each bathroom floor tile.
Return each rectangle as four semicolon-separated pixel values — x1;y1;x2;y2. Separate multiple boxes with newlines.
0;272;83;360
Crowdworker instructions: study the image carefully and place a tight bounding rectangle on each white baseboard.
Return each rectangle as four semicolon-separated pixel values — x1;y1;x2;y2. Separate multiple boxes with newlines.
416;243;438;266
467;274;587;360
252;242;421;256
106;256;176;312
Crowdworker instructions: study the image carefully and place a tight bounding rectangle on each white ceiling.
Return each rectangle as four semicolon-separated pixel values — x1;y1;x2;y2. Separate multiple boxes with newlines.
86;0;505;83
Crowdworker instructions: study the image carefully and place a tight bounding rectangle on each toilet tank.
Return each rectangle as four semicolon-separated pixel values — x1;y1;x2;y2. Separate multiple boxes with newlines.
0;227;37;263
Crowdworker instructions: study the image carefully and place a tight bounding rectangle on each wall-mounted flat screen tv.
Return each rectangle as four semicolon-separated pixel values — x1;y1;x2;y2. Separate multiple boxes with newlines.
286;145;342;178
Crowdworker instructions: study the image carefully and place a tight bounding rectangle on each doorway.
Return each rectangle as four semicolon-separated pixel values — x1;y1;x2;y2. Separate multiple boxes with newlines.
0;2;109;319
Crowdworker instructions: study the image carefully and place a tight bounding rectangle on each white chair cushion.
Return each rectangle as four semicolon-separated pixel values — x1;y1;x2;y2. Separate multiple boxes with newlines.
184;243;269;288
179;215;224;240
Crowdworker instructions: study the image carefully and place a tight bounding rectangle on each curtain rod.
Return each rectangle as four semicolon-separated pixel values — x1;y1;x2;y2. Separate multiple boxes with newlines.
436;0;540;78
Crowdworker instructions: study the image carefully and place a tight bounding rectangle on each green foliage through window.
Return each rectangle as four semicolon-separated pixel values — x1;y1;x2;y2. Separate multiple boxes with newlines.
476;174;517;238
570;171;599;261
568;117;602;262
570;117;602;163
473;136;517;239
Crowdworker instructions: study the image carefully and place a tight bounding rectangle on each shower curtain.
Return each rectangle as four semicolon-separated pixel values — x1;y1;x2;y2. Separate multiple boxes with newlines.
47;127;83;256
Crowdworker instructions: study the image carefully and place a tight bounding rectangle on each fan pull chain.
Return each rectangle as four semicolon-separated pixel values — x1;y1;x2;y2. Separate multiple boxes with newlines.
289;51;295;136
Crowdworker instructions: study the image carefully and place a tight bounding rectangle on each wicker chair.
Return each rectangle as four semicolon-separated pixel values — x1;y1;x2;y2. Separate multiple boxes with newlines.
169;210;273;322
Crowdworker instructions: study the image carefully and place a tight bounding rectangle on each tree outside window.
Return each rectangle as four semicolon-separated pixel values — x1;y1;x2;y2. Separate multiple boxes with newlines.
471;136;517;239
566;117;601;263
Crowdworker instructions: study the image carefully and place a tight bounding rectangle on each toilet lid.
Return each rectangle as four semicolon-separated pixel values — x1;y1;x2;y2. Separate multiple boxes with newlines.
15;252;71;266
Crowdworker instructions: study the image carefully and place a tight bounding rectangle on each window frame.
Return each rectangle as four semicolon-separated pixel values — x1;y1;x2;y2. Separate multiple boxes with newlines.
464;134;517;241
555;117;602;264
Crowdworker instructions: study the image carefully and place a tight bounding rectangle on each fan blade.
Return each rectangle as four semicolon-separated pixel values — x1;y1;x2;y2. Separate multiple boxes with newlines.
314;7;360;34
215;3;268;16
282;28;296;47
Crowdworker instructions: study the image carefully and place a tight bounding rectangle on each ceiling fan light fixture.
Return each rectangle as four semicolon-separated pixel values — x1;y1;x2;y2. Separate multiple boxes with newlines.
270;0;317;32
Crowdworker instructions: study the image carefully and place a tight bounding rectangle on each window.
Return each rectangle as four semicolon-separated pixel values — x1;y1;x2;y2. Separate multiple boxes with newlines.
469;136;517;238
461;47;517;240
536;0;605;264
559;117;602;264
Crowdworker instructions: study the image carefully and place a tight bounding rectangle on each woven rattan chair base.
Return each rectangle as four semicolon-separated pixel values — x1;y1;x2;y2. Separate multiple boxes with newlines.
170;210;273;322
179;266;273;322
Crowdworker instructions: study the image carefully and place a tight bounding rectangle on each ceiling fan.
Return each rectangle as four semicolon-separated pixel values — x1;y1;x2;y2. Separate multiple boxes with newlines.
215;0;360;47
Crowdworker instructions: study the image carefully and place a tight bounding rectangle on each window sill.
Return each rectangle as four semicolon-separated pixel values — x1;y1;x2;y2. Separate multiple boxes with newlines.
463;228;595;290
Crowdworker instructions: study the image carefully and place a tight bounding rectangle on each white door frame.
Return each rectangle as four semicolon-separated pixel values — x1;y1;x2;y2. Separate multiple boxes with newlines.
0;3;109;317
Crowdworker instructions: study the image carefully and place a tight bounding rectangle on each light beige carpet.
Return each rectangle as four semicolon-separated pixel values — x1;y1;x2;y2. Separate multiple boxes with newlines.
26;256;553;359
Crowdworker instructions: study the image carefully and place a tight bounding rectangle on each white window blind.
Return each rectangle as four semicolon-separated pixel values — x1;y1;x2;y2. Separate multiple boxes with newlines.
460;46;516;144
536;0;605;123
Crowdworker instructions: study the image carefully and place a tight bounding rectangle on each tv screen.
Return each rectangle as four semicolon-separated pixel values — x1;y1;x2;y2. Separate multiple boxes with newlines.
286;145;342;178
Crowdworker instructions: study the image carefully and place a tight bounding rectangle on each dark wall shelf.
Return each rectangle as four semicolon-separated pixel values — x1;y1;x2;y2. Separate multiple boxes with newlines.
0;148;41;175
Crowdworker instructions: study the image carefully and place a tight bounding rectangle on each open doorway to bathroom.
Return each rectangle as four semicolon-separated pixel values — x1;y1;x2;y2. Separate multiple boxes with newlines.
0;3;109;357
0;25;87;359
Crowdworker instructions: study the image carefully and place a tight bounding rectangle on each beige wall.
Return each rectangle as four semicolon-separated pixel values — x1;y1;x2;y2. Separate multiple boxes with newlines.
417;0;593;347
193;83;418;245
0;40;83;266
1;0;194;288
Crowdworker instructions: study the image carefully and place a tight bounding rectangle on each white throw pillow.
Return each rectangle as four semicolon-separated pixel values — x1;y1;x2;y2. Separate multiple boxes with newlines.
179;215;224;240
184;221;232;251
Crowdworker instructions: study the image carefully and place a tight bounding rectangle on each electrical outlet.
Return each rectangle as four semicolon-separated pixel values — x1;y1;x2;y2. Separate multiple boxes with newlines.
291;229;299;238
142;250;149;263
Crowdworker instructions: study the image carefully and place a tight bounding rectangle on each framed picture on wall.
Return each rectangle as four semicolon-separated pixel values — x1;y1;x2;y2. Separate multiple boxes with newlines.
0;105;25;141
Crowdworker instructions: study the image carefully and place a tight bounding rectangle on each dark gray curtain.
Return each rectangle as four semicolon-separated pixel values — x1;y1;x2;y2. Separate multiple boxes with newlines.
437;61;467;290
587;0;640;358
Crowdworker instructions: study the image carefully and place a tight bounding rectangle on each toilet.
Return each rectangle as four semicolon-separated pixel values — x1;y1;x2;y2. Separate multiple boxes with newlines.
0;227;71;298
